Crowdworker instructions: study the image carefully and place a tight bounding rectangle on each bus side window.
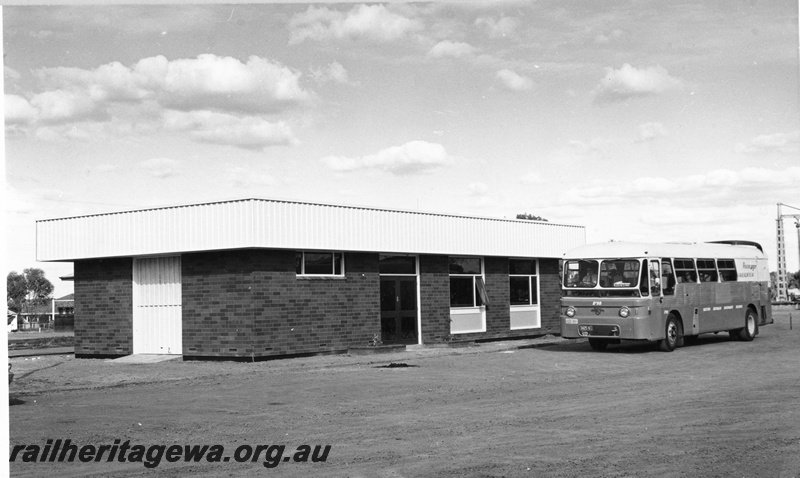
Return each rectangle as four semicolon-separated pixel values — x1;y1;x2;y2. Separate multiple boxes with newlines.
674;258;697;283
661;260;675;296
697;258;718;282
649;260;661;296
717;259;737;282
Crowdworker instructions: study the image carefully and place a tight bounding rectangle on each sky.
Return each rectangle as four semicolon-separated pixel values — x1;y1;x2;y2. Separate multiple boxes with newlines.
3;1;800;298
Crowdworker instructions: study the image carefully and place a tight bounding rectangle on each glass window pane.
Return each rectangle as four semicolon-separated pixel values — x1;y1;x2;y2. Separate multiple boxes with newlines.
304;252;333;275
400;280;417;311
509;259;535;275
475;277;488;306
564;260;598;287
333;253;343;275
450;277;475;307
510;277;530;305
295;252;303;274
449;257;481;275
380;280;397;312
379;255;417;274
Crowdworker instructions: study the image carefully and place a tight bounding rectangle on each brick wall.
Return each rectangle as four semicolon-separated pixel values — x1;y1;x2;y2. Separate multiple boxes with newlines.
419;255;451;343
73;251;563;360
182;250;380;359
74;258;133;357
538;259;562;333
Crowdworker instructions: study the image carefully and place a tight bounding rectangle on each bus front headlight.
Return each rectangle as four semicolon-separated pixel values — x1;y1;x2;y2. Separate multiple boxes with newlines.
565;306;576;318
619;307;630;318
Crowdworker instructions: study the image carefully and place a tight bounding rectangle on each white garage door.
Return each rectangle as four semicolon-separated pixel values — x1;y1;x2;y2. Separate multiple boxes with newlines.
133;256;182;355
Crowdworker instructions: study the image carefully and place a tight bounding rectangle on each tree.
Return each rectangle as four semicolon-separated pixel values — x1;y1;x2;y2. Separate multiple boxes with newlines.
6;268;54;314
516;213;548;222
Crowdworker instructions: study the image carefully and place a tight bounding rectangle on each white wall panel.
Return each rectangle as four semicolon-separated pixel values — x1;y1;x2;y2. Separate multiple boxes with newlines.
37;198;586;261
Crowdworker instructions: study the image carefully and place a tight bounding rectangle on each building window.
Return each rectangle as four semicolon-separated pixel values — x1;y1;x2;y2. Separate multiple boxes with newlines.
295;252;344;276
449;257;485;308
509;259;538;306
379;254;417;275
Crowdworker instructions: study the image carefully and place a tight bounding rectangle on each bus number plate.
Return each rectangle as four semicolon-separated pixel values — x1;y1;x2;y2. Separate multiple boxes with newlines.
579;325;593;336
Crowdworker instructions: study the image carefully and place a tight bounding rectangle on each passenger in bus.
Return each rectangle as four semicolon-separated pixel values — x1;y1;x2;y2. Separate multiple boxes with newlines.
678;273;694;283
606;264;623;286
580;270;597;285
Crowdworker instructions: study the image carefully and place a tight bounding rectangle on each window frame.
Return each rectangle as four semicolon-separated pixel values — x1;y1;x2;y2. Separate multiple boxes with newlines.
449;256;485;309
295;251;345;277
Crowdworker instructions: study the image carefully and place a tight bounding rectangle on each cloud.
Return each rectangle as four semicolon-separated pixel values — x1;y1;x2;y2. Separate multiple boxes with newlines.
140;157;180;178
25;89;104;124
309;61;358;86
32;54;313;115
321;140;455;175
495;69;534;92
426;40;477;59
5;66;21;81
637;122;668;142
163;110;299;150
559;167;800;212
288;4;423;44
4;94;38;124
735;131;800;154
475;16;518;39
592;64;683;104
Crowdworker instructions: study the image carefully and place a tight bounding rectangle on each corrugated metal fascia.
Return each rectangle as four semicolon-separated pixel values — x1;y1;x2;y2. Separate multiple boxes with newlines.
37;198;585;260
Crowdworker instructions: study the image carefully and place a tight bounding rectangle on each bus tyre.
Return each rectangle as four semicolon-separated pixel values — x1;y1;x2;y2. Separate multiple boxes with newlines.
588;338;608;351
660;314;681;352
738;309;758;341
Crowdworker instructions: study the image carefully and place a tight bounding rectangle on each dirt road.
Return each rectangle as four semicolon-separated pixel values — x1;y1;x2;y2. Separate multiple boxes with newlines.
9;307;800;477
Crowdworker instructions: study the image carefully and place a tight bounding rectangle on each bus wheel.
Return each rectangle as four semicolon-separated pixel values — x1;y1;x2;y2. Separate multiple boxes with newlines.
738;308;758;341
588;338;608;351
660;314;681;352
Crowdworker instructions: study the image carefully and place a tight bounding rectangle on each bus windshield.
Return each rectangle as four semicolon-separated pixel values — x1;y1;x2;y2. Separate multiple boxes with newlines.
564;259;642;289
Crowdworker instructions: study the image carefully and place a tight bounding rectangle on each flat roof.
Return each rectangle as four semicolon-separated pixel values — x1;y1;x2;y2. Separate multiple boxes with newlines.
37;198;586;261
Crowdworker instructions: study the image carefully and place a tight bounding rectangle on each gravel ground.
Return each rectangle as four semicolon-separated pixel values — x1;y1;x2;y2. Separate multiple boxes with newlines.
8;306;800;477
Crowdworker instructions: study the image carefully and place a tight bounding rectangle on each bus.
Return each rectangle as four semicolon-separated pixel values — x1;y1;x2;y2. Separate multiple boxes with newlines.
560;241;773;352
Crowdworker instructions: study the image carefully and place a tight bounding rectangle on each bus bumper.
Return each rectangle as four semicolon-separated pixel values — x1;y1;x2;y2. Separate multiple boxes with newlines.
560;316;658;341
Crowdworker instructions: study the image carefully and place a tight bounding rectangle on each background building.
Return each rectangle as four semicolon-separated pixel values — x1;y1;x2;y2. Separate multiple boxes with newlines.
36;198;585;360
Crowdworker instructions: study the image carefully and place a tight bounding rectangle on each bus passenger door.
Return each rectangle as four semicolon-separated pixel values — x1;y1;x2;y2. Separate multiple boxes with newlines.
649;260;666;336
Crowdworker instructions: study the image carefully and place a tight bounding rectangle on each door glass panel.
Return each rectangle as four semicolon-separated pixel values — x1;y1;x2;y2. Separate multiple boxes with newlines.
380;281;397;312
400;280;416;311
381;316;397;342
401;317;417;341
649;260;661;296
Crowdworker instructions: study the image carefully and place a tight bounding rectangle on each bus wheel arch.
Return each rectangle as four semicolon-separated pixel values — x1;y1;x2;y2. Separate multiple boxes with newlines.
738;306;758;341
660;312;683;352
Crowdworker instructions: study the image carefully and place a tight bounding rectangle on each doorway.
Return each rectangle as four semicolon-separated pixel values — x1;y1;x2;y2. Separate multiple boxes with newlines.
380;277;418;344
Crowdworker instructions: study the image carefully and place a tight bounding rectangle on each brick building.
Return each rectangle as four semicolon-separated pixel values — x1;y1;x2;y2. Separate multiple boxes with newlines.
36;198;585;360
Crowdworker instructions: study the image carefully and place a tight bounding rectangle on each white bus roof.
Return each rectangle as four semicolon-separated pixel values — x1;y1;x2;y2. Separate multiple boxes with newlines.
563;241;767;261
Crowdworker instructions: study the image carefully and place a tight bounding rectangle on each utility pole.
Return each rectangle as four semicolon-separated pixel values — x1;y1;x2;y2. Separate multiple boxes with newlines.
776;202;800;302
